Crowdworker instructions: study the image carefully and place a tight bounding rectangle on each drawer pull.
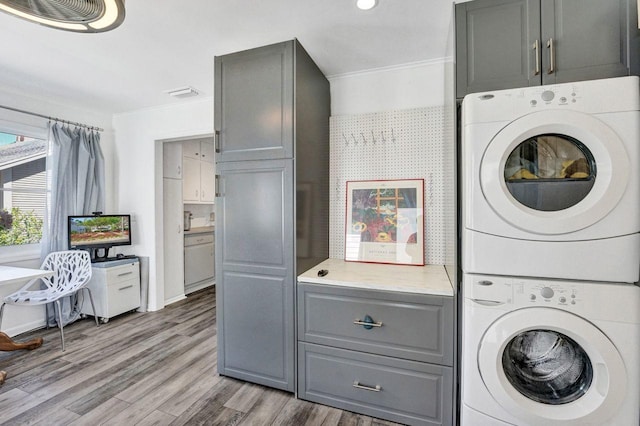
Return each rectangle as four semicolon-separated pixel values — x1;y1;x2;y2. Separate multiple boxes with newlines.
353;381;381;392
117;272;133;277
118;285;134;291
353;315;382;329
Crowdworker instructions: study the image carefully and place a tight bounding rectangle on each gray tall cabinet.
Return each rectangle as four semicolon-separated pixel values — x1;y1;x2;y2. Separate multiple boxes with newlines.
456;0;640;98
214;40;330;392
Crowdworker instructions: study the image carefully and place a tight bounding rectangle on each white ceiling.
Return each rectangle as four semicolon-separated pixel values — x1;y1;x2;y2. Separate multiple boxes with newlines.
0;0;454;115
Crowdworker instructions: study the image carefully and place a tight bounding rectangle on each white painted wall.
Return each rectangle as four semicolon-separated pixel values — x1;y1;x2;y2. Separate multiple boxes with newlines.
112;98;214;312
330;60;452;115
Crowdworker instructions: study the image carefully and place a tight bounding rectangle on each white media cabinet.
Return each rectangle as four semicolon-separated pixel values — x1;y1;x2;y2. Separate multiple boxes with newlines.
81;258;141;323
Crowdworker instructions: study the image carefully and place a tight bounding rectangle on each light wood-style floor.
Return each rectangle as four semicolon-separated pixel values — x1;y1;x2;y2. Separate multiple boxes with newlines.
0;288;402;425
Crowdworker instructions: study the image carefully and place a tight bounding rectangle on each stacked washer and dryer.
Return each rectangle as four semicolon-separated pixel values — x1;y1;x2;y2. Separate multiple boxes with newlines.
460;76;640;425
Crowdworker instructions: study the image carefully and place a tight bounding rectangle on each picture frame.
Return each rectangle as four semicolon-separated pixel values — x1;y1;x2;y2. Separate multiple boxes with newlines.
345;179;424;266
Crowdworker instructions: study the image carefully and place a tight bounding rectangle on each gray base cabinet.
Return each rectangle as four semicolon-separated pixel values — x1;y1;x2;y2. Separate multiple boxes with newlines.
456;0;640;98
297;283;454;426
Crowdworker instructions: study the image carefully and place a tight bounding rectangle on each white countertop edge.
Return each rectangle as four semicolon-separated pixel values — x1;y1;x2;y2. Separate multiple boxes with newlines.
298;276;453;296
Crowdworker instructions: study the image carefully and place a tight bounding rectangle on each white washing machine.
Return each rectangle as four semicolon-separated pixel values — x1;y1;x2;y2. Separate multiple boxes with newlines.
462;76;640;283
461;273;640;425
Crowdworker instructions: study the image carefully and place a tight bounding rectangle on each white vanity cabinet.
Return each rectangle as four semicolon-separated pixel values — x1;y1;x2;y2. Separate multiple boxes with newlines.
81;260;141;323
297;259;455;426
183;138;215;203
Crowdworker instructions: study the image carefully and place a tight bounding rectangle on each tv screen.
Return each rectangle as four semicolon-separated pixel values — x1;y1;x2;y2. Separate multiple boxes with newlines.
68;215;131;250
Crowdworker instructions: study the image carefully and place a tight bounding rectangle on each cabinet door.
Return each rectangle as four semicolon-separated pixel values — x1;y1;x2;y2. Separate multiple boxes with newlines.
456;0;541;98
541;0;630;84
215;159;295;391
163;178;185;302
162;142;182;179
215;41;294;162
182;156;200;202
200;160;215;203
182;139;201;160
184;242;215;285
200;140;215;163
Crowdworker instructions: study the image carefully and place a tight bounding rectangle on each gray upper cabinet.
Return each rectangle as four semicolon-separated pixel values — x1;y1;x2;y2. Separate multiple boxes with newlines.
215;41;294;162
456;0;640;98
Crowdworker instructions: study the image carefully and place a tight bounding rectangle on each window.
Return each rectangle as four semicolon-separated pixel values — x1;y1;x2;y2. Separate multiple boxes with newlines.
0;131;48;247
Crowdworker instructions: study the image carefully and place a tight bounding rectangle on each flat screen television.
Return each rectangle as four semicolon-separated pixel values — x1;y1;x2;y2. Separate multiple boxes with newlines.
68;214;131;262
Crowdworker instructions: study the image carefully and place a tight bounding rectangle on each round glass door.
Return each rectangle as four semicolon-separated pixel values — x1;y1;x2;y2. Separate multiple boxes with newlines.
479;109;630;235
477;307;627;424
502;329;593;405
504;135;596;211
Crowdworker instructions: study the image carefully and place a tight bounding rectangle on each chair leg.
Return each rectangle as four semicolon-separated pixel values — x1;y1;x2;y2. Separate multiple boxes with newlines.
45;303;50;329
0;303;5;330
84;288;100;327
55;299;65;352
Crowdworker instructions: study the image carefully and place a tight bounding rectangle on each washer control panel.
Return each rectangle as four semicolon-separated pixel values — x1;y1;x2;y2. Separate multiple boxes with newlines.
518;282;580;307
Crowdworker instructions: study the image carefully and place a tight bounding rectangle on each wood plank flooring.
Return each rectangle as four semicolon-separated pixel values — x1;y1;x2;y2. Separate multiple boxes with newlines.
0;288;403;425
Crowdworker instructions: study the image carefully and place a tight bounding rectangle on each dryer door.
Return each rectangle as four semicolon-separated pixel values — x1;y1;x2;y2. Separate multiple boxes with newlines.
478;307;626;425
480;110;629;235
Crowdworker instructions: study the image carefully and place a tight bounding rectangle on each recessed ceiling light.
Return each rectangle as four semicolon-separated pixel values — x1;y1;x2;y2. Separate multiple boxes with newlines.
356;0;377;10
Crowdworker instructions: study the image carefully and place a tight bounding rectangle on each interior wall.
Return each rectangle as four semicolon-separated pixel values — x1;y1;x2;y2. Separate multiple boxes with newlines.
329;60;452;116
112;59;454;312
112;98;214;311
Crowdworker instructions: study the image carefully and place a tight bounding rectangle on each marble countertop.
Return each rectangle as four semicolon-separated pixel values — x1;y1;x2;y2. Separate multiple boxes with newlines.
298;258;454;297
184;226;215;235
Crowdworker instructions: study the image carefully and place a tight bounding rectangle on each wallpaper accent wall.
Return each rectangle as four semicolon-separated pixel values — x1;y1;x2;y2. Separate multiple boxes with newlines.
329;106;454;265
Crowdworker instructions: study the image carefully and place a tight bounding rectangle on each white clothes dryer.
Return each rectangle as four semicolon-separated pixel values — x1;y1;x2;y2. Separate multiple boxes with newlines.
460;273;640;426
462;76;640;283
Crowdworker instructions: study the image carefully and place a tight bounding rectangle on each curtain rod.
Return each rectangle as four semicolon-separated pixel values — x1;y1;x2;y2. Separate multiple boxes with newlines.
0;104;104;132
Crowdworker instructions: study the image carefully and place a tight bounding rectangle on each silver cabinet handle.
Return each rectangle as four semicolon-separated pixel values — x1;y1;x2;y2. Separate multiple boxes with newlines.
215;175;220;197
177;165;181;176
118;285;133;291
353;381;381;392
532;39;540;75
547;38;555;74
353;319;383;328
214;130;220;153
117;272;133;277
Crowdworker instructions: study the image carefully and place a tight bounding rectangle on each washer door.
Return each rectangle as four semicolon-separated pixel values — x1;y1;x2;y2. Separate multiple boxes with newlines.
478;308;626;425
480;110;630;235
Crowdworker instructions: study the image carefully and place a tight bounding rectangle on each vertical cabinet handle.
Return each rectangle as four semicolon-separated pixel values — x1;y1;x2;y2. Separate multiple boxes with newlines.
532;39;540;75
547;38;555;74
177;165;181;176
215;175;220;197
214;130;220;153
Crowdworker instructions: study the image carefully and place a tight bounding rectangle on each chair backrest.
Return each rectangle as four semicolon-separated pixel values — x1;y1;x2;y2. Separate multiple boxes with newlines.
41;250;92;294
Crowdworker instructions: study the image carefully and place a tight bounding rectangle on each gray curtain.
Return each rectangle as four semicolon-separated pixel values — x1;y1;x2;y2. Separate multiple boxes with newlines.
41;122;105;326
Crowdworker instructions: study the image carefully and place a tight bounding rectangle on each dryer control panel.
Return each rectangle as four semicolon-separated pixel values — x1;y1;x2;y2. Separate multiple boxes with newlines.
463;273;640;323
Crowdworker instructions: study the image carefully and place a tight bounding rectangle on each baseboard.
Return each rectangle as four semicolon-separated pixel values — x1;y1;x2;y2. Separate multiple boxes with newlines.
185;279;215;295
5;319;46;338
164;294;187;306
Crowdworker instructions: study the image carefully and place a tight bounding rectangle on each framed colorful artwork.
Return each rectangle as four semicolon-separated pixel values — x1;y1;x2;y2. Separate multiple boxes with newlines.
345;179;424;265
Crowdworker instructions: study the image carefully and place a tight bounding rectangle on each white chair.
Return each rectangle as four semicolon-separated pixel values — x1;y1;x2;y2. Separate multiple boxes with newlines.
0;250;99;351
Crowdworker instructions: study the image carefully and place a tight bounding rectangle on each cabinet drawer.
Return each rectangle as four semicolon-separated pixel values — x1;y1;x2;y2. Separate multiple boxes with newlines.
298;283;454;365
298;343;453;426
106;277;140;317
104;262;139;284
184;233;214;246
